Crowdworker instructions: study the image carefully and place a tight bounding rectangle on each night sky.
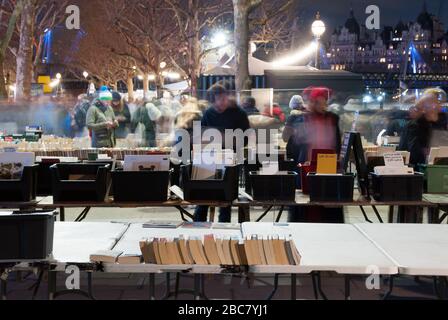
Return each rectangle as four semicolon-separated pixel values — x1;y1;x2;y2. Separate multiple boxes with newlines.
296;0;447;35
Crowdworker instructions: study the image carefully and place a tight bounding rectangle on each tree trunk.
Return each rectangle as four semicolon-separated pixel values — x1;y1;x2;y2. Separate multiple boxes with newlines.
0;54;7;98
127;75;134;102
143;73;149;99
188;7;201;98
233;0;261;101
15;0;35;101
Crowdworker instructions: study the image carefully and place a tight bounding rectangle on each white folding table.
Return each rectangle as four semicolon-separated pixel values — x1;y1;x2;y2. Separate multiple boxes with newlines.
241;222;398;300
355;223;448;277
106;223;242;300
242;223;398;275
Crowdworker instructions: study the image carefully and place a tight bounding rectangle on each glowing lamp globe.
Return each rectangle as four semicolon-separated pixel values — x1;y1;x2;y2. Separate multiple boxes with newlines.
311;13;326;38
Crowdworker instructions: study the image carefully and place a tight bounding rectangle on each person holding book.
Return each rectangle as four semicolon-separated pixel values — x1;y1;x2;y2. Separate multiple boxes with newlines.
194;84;250;223
111;91;131;139
287;86;343;223
86;86;119;148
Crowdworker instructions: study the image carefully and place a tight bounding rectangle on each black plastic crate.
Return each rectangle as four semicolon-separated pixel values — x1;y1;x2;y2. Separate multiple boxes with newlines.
112;169;170;202
51;163;111;202
0;213;55;261
37;160;81;196
370;173;424;202
249;171;297;201
181;164;239;202
308;173;355;202
0;165;38;202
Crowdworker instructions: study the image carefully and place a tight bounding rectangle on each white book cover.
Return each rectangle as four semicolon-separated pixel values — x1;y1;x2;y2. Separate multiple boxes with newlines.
123;155;170;172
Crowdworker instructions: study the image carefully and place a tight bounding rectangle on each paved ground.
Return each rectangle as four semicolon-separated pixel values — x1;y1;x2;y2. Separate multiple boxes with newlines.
3;206;444;300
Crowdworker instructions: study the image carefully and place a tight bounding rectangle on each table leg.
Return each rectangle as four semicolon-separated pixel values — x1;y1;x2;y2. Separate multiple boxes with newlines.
312;272;328;300
0;269;6;301
291;274;297;301
209;207;216;223
275;206;285;223
74;207;91;222
266;274;279;300
433;276;448;300
371;206;384;223
388;206;394;224
194;274;201;301
149;274;156;300
345;276;351;300
87;272;95;300
428;207;440;224
383;276;394;300
59;207;65;222
359;206;373;223
255;206;274;222
48;270;57;301
238;205;250;223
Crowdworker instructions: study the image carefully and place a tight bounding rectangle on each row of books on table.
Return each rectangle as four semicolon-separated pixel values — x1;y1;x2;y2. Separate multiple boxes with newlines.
90;235;302;267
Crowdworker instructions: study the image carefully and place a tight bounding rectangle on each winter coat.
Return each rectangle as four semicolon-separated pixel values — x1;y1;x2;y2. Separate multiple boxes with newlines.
113;102;132;139
86;100;116;148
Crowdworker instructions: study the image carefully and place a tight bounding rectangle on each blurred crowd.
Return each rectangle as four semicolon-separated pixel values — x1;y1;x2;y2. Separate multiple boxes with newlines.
1;84;448;170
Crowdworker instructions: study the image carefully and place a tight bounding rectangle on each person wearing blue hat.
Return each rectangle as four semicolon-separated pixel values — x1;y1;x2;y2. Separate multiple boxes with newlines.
86;86;119;148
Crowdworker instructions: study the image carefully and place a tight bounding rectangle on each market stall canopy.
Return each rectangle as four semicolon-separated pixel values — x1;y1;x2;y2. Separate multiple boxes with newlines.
204;55;316;76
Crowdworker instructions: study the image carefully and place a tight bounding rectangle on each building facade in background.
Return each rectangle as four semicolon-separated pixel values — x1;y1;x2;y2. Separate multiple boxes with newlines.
326;4;448;75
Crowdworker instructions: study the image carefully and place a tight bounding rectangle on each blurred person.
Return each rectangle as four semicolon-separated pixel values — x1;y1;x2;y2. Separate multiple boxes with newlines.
131;100;161;147
262;103;286;123
242;96;260;115
288;87;341;165
86;86;119;148
283;95;306;154
111;91;131;139
287;87;343;224
399;89;447;166
194;84;250;223
175;97;203;133
73;94;95;137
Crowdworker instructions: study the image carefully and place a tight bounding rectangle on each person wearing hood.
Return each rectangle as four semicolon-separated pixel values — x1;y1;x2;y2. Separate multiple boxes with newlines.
111;91;131;139
86;86;119;148
283;95;306;159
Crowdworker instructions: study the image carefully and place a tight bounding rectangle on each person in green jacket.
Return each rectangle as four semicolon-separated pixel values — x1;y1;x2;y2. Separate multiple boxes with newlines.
86;86;119;148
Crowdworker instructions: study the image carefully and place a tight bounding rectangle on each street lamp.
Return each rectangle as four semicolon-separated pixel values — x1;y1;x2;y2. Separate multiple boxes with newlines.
211;30;228;48
56;73;62;80
311;12;326;69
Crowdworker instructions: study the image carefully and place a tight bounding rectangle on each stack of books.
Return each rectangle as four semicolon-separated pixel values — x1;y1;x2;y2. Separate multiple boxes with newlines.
139;235;301;266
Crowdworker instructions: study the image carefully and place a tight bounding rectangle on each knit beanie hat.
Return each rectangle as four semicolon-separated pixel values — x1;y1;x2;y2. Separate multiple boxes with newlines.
99;86;113;101
289;95;305;110
111;91;122;102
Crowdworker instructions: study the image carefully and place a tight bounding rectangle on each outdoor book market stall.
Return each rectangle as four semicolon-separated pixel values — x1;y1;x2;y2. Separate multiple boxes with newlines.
1;134;448;301
1;221;448;301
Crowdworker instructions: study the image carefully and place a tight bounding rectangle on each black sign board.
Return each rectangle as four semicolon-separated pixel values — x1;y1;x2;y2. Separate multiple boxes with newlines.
340;132;369;197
